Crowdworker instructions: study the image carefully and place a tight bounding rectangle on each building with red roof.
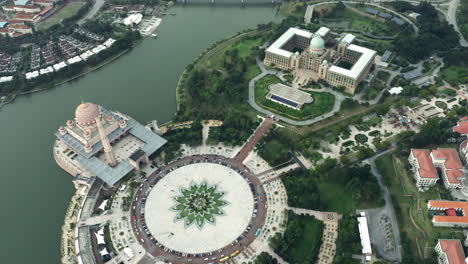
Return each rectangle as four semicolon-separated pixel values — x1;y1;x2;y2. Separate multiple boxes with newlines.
435;239;468;264
454;117;468;136
7;23;32;34
409;149;439;188
12;12;39;23
432;148;465;189
428;200;468;227
38;6;53;16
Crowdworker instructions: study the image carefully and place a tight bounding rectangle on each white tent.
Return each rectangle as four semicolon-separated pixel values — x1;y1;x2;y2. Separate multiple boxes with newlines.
99;248;109;256
124;13;143;26
98;199;108;211
95;232;105;245
123;247;134;258
97;227;104;236
389;86;403;95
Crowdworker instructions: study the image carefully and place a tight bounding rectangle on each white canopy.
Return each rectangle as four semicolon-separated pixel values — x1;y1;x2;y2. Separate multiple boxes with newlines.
123;247;134;258
95;232;105;245
98;199;108;211
99;248;109;256
389;86;403;95
97;227;104;236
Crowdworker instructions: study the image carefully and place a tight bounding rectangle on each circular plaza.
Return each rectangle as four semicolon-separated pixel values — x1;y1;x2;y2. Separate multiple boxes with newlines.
131;155;267;262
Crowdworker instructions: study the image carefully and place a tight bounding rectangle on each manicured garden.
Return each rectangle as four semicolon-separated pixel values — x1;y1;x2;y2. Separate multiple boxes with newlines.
440;65;468;85
254;74;335;121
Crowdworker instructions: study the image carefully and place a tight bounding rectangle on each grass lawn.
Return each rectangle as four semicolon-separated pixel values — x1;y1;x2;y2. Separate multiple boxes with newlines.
375;152;465;262
326;7;401;36
37;1;86;30
440;65;468;85
254;74;336;121
279;2;307;18
210;37;262;70
317;181;356;214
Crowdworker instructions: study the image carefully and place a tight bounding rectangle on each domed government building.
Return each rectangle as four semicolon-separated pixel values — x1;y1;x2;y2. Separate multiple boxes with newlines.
53;102;167;189
264;26;377;94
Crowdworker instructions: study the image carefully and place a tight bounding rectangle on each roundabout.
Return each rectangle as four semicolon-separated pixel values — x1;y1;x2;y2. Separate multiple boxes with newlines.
131;154;267;263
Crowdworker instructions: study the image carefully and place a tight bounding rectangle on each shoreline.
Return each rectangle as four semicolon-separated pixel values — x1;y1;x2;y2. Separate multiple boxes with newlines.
0;48;130;111
175;29;261;114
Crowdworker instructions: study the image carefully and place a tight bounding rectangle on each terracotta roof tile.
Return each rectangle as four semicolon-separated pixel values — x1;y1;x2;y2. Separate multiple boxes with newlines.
439;239;466;264
412;149;438;178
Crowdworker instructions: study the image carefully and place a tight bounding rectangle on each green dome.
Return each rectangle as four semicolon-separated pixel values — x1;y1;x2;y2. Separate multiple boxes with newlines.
310;35;325;50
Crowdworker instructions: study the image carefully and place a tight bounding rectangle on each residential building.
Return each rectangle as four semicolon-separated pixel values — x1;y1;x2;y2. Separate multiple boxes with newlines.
428;201;468;227
435;239;468;264
454;117;468;137
431;148;464;189
408;149;439;188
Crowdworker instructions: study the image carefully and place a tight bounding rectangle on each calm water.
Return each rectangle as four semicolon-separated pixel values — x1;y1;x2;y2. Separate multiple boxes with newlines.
0;5;282;263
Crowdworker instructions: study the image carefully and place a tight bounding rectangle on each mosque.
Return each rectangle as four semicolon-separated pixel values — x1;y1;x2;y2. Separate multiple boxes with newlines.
264;27;376;94
53;102;167;189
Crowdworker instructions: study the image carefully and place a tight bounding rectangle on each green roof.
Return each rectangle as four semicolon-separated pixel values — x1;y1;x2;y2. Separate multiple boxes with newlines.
310;35;324;50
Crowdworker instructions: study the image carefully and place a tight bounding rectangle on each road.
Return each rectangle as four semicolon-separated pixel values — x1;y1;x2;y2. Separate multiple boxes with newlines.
446;0;468;47
78;0;105;25
304;1;419;34
362;148;403;262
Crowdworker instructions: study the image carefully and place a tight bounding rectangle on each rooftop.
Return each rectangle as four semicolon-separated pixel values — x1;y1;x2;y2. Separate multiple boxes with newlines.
268;83;313;105
266;27;313;58
429;200;468;224
411;149;438;179
438;240;467;264
432;148;463;170
357;215;372;255
329;44;376;79
316;27;330;37
14;0;30;5
453;117;468;135
341;34;355;44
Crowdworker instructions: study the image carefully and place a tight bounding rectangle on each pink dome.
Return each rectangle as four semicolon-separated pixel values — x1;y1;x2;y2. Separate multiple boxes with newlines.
75;102;100;125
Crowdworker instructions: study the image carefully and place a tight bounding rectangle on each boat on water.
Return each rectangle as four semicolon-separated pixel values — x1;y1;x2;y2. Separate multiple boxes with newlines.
151;33;158;38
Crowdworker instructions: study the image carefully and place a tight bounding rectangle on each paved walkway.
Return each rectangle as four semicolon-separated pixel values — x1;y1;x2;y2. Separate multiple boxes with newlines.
287;207;343;220
234;117;274;164
79;213;116;226
304;5;314;24
260;163;301;184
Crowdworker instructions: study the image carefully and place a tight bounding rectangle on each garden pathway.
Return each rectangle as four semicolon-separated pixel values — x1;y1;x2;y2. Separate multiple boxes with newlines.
287;206;343;220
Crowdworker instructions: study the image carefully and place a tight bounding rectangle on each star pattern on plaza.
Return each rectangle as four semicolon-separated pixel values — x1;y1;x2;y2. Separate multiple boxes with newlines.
172;181;228;229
